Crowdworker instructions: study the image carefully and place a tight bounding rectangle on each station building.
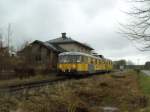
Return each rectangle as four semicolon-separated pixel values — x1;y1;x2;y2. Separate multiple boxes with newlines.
18;33;94;70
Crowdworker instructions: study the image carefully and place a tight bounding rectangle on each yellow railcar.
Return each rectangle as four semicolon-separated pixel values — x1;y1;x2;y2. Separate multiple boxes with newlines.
58;52;113;75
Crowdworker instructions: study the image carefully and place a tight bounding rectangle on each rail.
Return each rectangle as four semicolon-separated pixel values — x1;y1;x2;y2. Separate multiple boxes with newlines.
0;76;68;94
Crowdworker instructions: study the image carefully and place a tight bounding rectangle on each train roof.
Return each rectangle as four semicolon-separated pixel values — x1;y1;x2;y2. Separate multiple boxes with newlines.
59;52;95;57
59;52;112;61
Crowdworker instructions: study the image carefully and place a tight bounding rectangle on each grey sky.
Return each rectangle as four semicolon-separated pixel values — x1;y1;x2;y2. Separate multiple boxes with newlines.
0;0;149;64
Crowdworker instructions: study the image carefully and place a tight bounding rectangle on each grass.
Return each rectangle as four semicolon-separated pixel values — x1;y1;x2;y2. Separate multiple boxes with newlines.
136;71;150;112
0;71;149;112
138;72;150;95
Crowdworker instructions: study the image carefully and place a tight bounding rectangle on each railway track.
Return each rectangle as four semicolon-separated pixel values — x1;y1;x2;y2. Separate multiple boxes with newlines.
0;76;68;94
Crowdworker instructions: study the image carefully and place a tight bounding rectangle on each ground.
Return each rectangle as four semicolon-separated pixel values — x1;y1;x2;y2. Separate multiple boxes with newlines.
0;70;149;112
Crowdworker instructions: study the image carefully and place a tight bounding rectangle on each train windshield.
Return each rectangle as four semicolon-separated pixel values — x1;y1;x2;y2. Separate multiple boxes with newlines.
59;55;81;63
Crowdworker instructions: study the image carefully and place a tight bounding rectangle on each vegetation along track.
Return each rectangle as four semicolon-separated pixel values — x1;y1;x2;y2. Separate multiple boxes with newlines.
0;71;119;94
0;76;68;94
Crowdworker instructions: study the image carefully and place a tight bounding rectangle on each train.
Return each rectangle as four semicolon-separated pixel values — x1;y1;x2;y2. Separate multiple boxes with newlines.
57;52;113;76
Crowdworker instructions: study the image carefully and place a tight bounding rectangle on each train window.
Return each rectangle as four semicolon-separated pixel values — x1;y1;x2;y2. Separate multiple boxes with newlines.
91;58;93;64
99;60;101;64
100;60;102;64
83;56;88;63
103;61;105;64
59;55;68;63
88;58;90;63
72;55;77;62
96;59;98;64
92;59;95;64
94;59;96;64
81;56;83;62
110;61;112;65
80;56;84;62
76;56;82;62
88;57;90;63
97;60;99;64
93;59;95;64
59;55;82;63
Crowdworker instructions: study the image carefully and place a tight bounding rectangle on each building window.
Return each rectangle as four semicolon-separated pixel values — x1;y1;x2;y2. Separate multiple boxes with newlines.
47;50;50;56
35;55;41;62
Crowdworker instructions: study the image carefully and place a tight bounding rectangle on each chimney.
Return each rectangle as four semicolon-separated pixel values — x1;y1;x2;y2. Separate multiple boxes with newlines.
61;32;67;39
99;55;104;59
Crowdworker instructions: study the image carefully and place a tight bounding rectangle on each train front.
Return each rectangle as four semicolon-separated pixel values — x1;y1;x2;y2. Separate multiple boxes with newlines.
57;52;82;76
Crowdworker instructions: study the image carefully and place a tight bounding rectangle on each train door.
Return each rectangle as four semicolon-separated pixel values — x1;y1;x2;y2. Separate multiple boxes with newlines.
88;58;94;74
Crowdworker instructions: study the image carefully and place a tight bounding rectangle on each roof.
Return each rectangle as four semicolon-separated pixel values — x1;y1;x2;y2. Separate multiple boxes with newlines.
47;37;94;50
51;44;67;52
25;33;94;53
32;40;63;53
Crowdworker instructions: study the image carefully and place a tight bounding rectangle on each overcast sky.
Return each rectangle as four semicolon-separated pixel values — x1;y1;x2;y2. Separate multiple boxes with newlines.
0;0;149;64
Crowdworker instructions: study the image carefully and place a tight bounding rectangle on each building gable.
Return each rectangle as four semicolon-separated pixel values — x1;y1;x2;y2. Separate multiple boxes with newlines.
47;33;94;51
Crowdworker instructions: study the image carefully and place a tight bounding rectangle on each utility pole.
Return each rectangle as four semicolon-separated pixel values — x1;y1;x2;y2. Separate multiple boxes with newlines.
7;23;13;55
0;33;2;48
7;24;11;50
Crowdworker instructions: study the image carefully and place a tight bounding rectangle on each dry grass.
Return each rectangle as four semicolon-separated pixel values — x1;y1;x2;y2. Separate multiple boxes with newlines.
0;71;149;112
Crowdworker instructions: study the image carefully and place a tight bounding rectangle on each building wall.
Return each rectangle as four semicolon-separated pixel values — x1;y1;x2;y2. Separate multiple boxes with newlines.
19;43;58;70
58;43;91;54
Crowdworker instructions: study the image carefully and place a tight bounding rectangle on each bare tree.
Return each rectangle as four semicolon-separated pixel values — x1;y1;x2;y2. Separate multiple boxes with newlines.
120;0;150;51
